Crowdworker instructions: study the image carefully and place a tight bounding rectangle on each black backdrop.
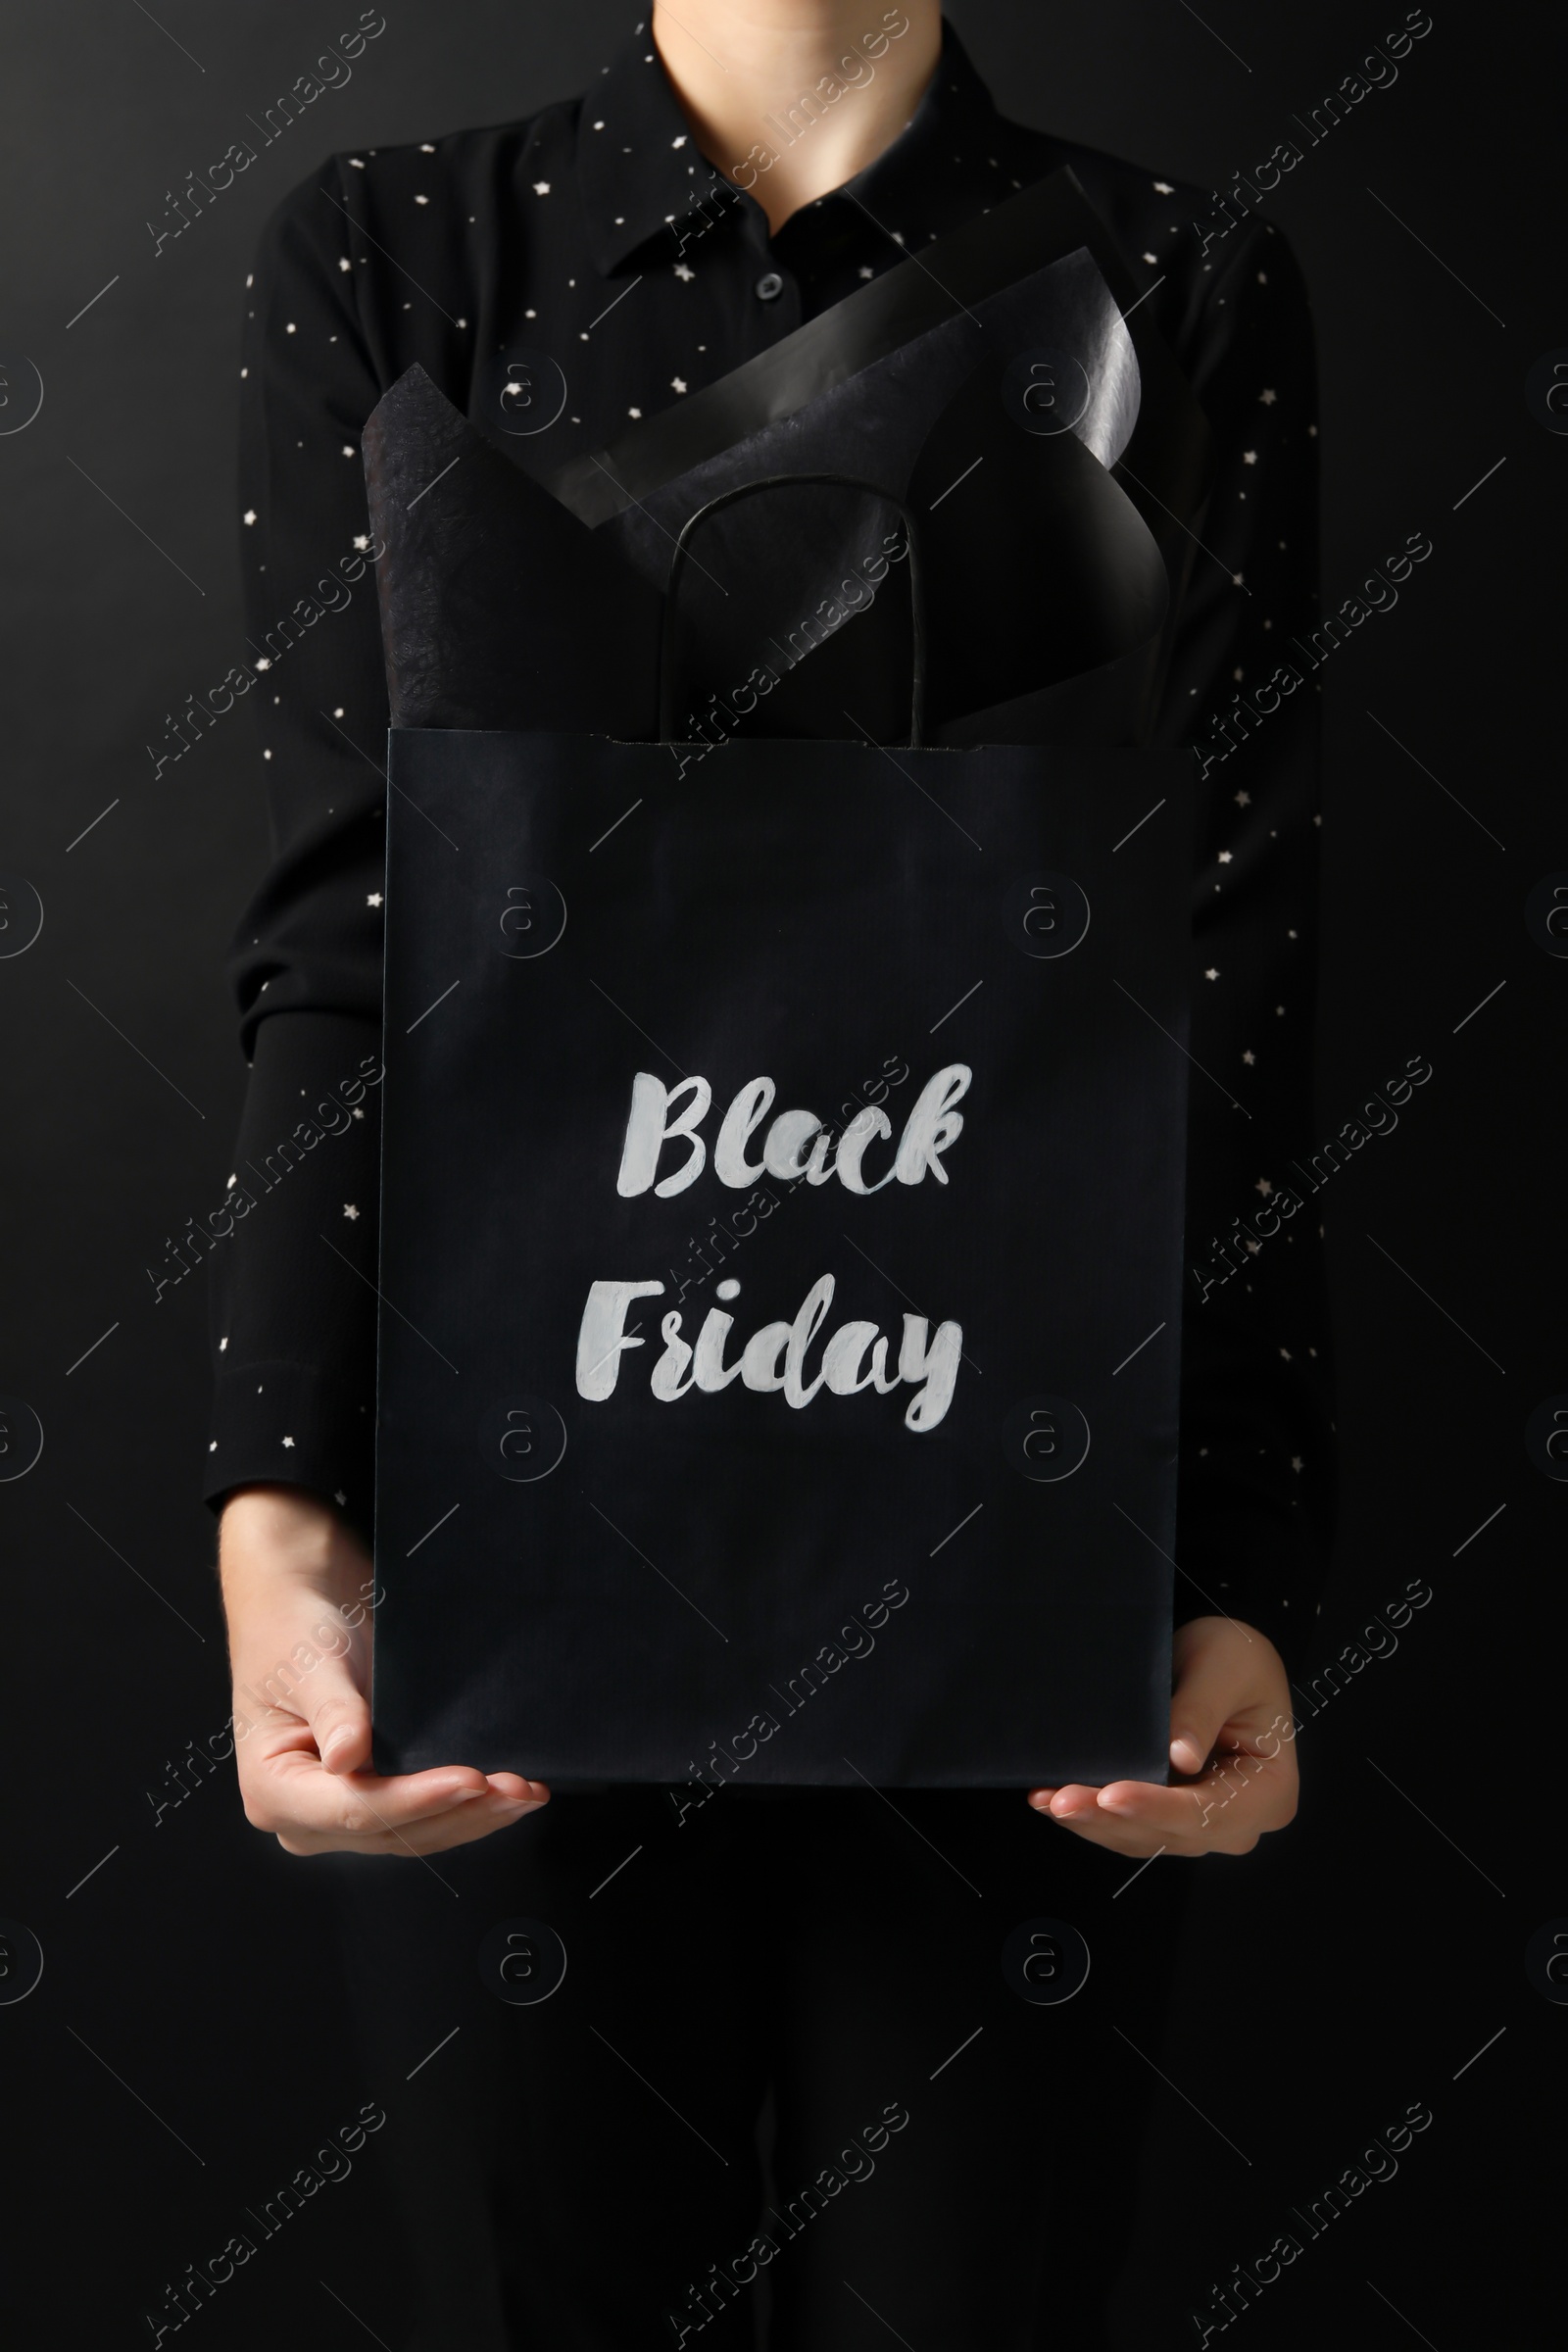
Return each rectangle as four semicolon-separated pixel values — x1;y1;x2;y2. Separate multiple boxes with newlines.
0;2;1555;2340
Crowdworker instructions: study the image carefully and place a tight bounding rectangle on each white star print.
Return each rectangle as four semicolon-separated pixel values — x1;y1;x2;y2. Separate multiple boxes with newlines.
673;261;695;281
219;1337;228;1351
282;1436;296;1448
415;194;429;206
1255;1178;1273;1196
1153;180;1174;194
671;375;687;393
1242;1051;1255;1065
344;1203;360;1220
671;134;687;149
335;1490;348;1506
858;265;874;278
1234;790;1250;806
367;892;383;906
209;1440;217;1450
1204;966;1220;980
628;406;642;417
338;258;351;273
243;510;257;525
1243;450;1257;465
353;534;369;551
1291;1455;1302;1471
1259;388;1277;405
1218;851;1233;863
533;181;551;196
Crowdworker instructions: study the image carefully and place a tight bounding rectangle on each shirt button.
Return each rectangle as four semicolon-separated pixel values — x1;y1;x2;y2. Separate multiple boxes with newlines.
755;270;785;302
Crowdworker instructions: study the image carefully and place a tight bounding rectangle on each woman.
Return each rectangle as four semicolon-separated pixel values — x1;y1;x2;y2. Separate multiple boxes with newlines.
212;5;1332;2342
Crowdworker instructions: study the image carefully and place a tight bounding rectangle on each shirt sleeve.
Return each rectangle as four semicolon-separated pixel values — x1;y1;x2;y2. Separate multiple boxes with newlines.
203;159;392;1533
1154;218;1336;1680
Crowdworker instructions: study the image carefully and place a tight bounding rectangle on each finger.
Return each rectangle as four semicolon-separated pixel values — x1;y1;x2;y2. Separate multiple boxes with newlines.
1101;1760;1295;1847
234;1649;373;1773
484;1772;550;1804
1097;1777;1242;1838
1028;1768;1279;1856
1027;1788;1197;1858
359;1788;545;1855
1030;1782;1195;1843
1029;1774;1217;1822
278;1785;547;1858
289;1646;374;1774
1029;1783;1099;1819
1168;1631;1261;1775
256;1749;495;1838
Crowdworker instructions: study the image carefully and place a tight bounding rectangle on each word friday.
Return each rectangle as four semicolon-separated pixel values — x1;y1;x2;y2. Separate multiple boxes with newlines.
578;1063;971;1432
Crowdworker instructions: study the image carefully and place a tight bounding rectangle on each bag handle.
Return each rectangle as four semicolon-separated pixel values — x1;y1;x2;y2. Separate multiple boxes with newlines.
657;471;927;748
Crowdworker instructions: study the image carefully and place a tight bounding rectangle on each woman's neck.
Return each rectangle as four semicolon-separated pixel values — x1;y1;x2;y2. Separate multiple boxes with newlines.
651;2;942;232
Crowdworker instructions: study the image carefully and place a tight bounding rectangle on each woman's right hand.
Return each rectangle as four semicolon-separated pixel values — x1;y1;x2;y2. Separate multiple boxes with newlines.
219;1485;549;1856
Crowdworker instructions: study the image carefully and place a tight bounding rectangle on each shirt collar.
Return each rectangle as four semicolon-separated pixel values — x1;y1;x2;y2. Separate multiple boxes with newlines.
575;18;1005;276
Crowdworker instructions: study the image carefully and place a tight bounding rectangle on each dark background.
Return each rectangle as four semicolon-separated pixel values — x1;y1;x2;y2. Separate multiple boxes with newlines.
1;2;1556;2340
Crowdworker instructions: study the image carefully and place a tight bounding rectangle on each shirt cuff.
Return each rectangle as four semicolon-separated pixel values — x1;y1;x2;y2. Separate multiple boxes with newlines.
204;1357;375;1544
1172;1503;1327;1689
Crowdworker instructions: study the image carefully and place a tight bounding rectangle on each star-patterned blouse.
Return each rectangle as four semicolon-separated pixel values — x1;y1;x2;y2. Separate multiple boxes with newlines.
205;19;1334;1678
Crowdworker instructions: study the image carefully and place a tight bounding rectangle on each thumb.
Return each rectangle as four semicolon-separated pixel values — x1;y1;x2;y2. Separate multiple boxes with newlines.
1168;1623;1253;1777
298;1651;373;1774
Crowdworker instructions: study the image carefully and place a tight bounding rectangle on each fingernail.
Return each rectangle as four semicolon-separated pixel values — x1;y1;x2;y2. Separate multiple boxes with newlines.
321;1732;353;1766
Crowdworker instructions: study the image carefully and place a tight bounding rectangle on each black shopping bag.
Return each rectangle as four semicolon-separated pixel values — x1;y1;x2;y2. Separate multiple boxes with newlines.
372;487;1194;1787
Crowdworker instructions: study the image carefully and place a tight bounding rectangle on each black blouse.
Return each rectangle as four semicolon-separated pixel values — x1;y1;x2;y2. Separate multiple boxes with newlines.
202;20;1334;1676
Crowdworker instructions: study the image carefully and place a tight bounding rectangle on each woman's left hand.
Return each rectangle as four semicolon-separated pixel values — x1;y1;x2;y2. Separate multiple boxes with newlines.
1027;1615;1299;1857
